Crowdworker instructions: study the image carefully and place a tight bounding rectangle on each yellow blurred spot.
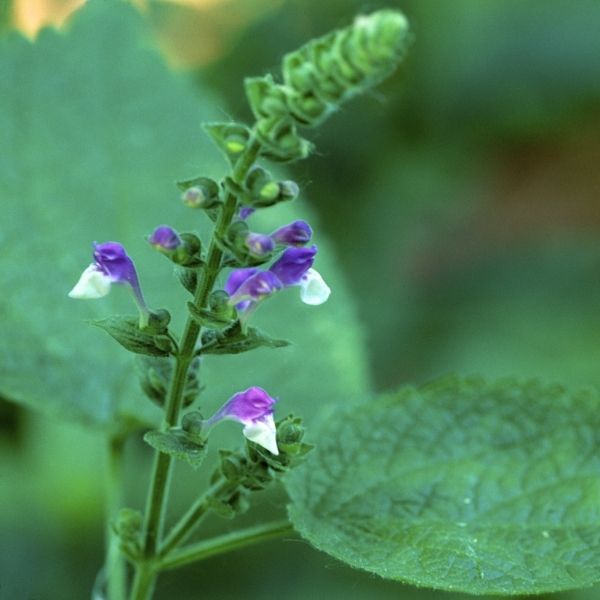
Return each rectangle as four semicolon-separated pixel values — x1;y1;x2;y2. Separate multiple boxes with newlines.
13;0;85;37
149;0;283;68
12;0;282;68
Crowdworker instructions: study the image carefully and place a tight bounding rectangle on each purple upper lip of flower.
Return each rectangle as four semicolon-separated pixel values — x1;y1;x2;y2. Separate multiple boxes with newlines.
211;386;277;424
92;241;146;307
225;267;260;297
270;220;313;246
93;242;136;282
269;245;317;286
205;387;280;455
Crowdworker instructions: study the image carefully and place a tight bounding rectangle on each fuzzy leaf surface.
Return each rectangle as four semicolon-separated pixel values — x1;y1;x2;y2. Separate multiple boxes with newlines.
91;316;172;357
144;430;207;469
287;377;600;595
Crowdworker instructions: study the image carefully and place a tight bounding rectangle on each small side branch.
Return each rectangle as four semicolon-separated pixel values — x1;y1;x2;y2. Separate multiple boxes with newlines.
159;519;295;571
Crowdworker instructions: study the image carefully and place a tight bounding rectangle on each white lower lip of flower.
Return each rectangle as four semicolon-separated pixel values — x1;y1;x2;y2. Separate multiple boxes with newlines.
68;264;112;299
299;268;331;305
242;414;279;455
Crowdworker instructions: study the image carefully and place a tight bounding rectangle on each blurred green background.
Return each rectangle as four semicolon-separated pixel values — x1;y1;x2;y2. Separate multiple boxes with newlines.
2;0;600;598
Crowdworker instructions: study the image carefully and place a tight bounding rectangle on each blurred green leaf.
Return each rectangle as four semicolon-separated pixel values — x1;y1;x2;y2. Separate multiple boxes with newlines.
0;1;11;34
410;241;600;389
0;0;369;434
287;376;600;595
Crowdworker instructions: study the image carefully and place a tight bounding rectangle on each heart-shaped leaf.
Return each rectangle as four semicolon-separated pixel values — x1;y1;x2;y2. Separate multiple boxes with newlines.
287;376;600;595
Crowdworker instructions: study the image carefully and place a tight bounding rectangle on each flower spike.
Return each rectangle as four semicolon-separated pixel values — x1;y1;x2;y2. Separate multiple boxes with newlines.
205;387;279;455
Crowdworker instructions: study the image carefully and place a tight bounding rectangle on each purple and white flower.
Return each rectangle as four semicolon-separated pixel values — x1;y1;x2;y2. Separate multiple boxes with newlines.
224;244;330;315
205;387;279;455
270;220;312;246
69;241;150;322
270;246;331;304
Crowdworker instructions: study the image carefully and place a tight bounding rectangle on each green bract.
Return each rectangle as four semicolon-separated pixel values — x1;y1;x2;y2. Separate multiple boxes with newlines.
287;377;600;595
245;9;411;162
144;429;207;469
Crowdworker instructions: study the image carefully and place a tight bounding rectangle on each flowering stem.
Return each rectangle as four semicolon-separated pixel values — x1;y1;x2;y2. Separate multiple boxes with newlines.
159;479;236;557
130;136;262;600
158;519;295;571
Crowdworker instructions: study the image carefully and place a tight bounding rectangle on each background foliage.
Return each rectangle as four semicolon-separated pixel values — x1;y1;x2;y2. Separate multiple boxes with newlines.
1;0;600;598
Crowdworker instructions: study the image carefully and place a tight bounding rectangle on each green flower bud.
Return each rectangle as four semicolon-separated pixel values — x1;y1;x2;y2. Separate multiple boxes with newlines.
255;117;312;163
177;267;198;295
209;289;236;320
245;75;289;121
177;176;221;209
243;167;299;208
259;181;280;202
245;166;272;193
204;122;252;165
278;180;299;201
136;356;170;407
181;409;205;440
219;450;247;482
145;308;171;332
168;232;203;268
181;186;206;208
287;10;410;123
245;10;411;138
114;508;143;543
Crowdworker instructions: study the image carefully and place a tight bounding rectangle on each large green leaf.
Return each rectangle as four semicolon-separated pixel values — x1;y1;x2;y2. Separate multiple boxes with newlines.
0;1;369;433
287;376;600;595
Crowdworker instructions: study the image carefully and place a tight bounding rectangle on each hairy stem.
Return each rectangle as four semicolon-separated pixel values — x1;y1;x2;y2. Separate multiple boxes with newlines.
159;519;295;571
159;479;235;557
105;436;127;600
130;136;262;600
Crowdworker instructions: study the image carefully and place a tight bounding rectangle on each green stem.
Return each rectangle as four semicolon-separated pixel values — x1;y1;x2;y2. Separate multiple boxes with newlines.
106;436;127;600
130;136;262;600
159;520;295;571
128;562;156;600
158;479;235;557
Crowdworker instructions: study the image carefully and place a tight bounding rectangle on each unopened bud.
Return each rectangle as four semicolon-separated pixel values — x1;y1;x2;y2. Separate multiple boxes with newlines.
148;225;182;253
259;181;280;201
178;177;220;209
278;180;300;201
182;410;205;440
